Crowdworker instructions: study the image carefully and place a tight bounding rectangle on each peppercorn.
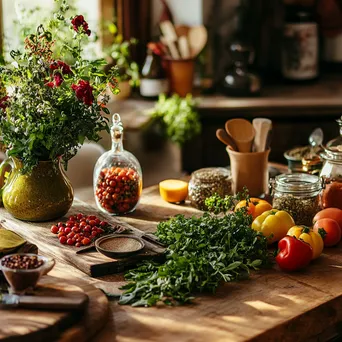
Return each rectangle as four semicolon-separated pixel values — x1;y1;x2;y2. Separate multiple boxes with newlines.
1;254;44;270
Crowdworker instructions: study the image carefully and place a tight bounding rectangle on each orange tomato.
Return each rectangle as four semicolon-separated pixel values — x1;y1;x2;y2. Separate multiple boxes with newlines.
313;218;342;247
234;198;272;219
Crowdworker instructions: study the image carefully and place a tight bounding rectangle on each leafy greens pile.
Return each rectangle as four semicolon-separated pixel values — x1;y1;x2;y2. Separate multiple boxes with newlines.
119;197;271;307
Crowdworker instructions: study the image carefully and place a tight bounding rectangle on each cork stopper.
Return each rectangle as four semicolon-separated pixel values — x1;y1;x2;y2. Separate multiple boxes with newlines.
111;113;123;141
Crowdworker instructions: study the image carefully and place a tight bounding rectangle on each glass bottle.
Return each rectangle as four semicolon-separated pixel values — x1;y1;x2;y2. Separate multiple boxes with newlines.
188;167;232;210
282;5;319;81
140;48;169;100
93;113;142;215
271;173;321;226
320;116;342;209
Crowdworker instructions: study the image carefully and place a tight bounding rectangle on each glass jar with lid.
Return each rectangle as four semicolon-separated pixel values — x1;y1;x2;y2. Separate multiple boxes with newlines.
320;116;342;209
188;167;232;210
271;173;321;226
93;113;143;215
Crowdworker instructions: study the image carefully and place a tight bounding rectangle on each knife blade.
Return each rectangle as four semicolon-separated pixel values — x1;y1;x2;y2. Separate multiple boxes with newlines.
0;293;88;310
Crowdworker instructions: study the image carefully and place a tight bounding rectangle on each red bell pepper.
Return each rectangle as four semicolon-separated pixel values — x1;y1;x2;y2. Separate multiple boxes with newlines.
276;236;313;272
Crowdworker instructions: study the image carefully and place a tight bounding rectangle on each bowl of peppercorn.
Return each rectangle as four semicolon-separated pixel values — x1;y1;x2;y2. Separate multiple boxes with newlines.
0;254;55;294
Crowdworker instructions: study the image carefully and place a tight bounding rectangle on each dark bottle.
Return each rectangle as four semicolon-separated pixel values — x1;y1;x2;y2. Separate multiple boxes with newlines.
282;5;319;81
140;49;169;100
220;0;261;97
221;42;261;97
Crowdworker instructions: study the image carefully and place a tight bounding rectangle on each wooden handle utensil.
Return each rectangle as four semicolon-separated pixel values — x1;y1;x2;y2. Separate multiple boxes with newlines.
216;128;238;151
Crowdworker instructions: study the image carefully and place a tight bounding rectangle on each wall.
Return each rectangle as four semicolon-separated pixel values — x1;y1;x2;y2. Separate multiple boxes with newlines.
151;0;203;35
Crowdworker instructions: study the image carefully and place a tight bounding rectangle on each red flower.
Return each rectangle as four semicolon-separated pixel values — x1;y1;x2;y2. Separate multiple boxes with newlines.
45;60;72;88
71;80;94;106
0;95;9;111
53;73;64;87
45;81;55;88
50;61;72;75
71;15;91;36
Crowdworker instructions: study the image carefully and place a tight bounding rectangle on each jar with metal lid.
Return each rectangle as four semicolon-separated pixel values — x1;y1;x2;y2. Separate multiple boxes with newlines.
320;116;342;209
188;167;232;210
271;173;321;226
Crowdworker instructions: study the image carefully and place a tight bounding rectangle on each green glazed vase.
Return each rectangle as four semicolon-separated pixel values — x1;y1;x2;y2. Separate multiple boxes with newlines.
0;158;74;222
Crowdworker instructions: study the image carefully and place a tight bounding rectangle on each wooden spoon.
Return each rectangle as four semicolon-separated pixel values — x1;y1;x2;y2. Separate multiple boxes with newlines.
225;119;255;153
216;129;238;151
175;25;190;37
188;25;207;57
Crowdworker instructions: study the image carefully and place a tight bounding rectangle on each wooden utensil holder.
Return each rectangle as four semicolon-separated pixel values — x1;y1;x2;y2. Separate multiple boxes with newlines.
227;147;270;197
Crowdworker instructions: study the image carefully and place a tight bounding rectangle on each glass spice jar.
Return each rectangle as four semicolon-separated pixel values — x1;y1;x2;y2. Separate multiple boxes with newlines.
271;173;321;226
93;113;143;215
188;167;232;210
320;118;342;209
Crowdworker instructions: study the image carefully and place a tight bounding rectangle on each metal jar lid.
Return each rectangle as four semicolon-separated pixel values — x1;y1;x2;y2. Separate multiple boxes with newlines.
272;173;321;194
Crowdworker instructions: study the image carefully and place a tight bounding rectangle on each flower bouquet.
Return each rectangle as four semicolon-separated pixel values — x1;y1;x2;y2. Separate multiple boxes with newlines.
0;2;119;221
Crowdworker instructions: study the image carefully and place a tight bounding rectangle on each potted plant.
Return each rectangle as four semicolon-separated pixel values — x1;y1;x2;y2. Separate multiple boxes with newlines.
0;4;119;221
104;23;139;100
143;94;201;149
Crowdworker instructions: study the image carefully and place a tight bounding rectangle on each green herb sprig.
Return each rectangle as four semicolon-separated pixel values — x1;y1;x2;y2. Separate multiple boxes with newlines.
119;192;270;307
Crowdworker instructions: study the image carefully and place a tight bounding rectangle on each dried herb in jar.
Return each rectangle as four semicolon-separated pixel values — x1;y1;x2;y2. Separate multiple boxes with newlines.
271;173;321;226
272;194;320;226
188;167;232;210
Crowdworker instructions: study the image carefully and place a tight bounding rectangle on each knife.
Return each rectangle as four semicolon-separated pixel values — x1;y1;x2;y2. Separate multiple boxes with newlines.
0;293;88;310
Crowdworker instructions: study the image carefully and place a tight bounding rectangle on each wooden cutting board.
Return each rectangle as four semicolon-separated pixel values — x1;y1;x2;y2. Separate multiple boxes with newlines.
0;275;108;342
0;199;165;277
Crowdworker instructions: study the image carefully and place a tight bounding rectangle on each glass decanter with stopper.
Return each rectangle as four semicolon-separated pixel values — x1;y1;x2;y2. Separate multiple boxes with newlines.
320;116;342;209
93;113;143;215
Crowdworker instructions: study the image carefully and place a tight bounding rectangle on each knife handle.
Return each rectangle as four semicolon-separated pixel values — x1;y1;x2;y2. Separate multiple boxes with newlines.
19;294;88;310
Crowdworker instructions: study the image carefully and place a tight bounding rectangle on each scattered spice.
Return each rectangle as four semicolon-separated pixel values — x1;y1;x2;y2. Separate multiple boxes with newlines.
188;167;232;210
99;237;142;252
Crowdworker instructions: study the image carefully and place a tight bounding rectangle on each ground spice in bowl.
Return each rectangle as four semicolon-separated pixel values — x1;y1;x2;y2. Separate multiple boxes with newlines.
95;235;145;258
99;237;142;253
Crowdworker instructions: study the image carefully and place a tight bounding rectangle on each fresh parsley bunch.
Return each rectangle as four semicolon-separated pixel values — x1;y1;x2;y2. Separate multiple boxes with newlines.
0;1;119;173
119;196;271;307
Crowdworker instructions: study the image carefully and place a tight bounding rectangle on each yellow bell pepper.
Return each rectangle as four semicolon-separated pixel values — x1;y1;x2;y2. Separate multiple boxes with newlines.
287;225;323;260
252;209;295;244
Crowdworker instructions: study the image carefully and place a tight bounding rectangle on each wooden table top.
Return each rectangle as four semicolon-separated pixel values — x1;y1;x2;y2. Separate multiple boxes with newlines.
4;184;342;342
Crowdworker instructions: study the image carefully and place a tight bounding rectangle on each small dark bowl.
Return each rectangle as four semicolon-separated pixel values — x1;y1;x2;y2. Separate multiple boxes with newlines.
284;145;322;173
95;235;145;259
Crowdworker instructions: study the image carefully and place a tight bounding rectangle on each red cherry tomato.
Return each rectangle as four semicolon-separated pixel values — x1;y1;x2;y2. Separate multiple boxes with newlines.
82;238;91;245
51;225;59;234
59;236;67;244
58;232;65;239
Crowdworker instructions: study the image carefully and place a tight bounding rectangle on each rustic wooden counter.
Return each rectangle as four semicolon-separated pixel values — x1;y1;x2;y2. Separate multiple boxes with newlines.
2;184;342;341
